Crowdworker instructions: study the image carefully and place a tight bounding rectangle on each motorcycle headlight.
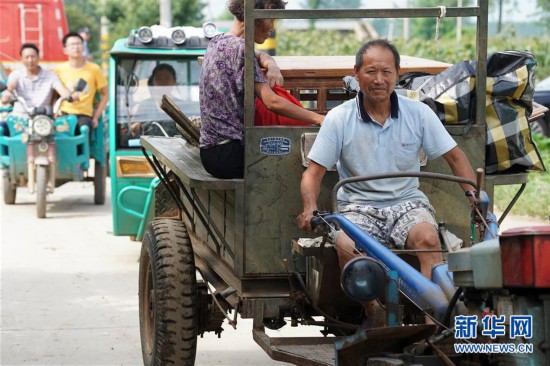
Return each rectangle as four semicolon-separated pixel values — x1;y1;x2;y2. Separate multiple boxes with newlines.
32;116;54;137
38;141;49;152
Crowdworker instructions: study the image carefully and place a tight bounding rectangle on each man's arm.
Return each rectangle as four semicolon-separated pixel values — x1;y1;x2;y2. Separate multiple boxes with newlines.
297;161;327;231
92;85;109;128
255;50;283;88
442;146;478;205
1;79;18;104
52;83;79;103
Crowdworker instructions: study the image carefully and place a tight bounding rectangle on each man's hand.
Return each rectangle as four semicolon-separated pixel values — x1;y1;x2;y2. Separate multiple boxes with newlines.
465;190;479;208
265;65;284;88
69;91;80;102
1;89;14;104
256;51;284;88
296;210;316;232
130;122;141;137
92;117;99;129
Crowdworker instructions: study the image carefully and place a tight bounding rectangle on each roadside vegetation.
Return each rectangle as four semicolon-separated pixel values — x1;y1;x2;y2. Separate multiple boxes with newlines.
277;30;550;81
64;0;550;219
278;30;550;220
494;134;550;220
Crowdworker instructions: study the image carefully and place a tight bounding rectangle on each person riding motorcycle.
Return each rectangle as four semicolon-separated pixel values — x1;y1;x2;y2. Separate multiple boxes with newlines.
0;43;78;135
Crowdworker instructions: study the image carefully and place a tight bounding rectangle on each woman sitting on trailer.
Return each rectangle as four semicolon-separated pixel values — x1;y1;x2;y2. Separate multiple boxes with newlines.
199;0;324;179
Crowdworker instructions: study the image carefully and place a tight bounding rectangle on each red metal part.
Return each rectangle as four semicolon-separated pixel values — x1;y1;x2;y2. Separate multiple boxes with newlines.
500;226;550;288
26;142;35;163
47;142;56;163
0;0;69;69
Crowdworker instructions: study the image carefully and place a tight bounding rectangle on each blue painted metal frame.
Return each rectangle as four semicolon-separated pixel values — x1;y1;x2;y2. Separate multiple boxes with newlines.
322;213;451;320
0;113;105;182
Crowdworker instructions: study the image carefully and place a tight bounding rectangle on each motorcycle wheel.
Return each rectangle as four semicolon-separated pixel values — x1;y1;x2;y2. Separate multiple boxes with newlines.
139;219;198;366
94;160;106;205
36;165;48;218
3;172;16;204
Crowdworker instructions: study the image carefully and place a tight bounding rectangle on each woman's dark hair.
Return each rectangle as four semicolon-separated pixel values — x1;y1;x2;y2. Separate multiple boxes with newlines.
227;0;287;22
20;43;39;56
355;39;401;72
148;63;177;86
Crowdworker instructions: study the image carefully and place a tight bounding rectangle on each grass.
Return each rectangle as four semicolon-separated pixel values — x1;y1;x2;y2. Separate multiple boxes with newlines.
494;134;550;220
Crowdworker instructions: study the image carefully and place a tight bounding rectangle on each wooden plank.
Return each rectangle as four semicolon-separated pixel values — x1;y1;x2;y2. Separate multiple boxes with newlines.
140;136;243;190
274;55;451;78
486;172;529;185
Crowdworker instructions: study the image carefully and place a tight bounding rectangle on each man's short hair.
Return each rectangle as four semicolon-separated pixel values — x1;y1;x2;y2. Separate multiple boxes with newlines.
62;31;84;47
355;39;401;72
20;43;39;56
148;63;177;86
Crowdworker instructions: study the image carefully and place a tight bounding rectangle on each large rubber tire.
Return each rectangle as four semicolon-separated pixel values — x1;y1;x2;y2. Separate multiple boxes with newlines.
3;172;16;204
94;159;106;205
139;219;198;366
36;165;47;218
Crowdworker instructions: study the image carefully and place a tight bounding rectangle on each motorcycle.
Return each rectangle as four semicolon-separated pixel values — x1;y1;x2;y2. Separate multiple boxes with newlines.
0;79;99;218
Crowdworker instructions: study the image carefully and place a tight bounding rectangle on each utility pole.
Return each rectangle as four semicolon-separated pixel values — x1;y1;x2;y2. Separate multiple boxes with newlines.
497;0;503;33
100;0;109;75
457;0;462;42
403;0;410;41
160;0;172;27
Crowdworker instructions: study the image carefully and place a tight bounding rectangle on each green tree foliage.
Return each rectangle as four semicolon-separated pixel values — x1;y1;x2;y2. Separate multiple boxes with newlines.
66;0;205;53
408;0;465;41
103;0;205;45
537;0;550;29
65;0;102;57
300;0;361;29
300;0;361;9
277;29;550;80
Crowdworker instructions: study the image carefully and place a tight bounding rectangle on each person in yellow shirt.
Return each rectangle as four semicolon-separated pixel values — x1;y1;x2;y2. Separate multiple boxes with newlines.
55;31;108;132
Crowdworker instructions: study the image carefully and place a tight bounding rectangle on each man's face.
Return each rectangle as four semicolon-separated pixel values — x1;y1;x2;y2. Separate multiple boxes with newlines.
152;69;176;87
21;48;39;72
64;36;84;58
354;45;399;104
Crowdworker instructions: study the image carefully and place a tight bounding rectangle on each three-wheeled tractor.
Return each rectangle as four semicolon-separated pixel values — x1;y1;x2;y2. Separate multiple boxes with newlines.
137;2;549;365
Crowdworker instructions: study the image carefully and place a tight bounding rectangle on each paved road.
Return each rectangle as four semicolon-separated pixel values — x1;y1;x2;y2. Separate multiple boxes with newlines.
0;179;297;366
1;178;547;365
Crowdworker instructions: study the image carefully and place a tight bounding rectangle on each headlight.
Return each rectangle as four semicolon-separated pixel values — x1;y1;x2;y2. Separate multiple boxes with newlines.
340;257;386;302
202;22;217;39
171;28;186;45
137;26;153;43
32;116;54;137
38;141;49;152
116;156;155;178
